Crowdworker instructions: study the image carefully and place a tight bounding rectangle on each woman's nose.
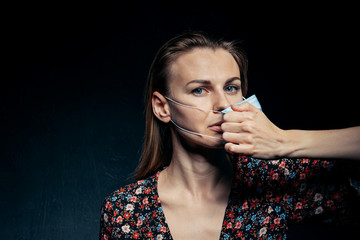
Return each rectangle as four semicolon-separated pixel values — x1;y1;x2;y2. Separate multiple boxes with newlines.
212;91;230;112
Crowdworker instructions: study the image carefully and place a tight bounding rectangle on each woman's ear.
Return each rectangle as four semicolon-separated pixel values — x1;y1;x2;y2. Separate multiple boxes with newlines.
152;91;171;123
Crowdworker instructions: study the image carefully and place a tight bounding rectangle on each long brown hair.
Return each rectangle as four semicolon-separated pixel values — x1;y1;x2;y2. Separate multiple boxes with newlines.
134;31;249;180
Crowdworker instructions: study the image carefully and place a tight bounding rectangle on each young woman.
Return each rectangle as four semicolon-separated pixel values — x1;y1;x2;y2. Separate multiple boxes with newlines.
100;31;359;239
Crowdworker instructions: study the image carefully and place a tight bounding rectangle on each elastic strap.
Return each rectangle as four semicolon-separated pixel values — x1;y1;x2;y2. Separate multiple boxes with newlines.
170;120;223;141
165;96;223;113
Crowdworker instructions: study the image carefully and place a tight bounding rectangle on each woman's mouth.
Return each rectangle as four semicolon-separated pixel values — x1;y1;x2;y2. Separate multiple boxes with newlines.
208;121;223;133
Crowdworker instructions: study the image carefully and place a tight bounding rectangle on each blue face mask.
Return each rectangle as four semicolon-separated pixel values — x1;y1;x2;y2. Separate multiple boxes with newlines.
164;94;262;141
221;94;262;113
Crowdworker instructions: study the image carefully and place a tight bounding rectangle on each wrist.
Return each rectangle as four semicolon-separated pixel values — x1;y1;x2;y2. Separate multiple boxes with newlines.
280;129;308;158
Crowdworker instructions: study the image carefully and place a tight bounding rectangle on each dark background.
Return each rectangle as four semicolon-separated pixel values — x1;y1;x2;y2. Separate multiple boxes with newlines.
1;3;359;239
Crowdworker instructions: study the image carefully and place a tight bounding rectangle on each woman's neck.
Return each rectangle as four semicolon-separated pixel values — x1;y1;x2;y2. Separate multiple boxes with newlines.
160;135;232;200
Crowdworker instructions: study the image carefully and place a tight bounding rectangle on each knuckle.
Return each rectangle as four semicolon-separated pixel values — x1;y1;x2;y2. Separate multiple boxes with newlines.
246;134;253;143
248;147;255;156
243;102;251;108
244;122;254;132
242;144;254;155
224;111;235;121
223;113;230;122
248;112;256;120
240;102;251;110
235;124;243;133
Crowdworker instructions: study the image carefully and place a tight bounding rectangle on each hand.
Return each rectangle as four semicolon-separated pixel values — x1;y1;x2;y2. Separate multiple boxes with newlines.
222;102;287;159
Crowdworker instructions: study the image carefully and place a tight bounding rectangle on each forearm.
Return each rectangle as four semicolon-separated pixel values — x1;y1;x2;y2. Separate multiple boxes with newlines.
283;126;360;160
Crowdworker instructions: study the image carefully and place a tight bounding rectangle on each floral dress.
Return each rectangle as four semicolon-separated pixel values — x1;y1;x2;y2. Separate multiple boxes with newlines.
100;156;359;239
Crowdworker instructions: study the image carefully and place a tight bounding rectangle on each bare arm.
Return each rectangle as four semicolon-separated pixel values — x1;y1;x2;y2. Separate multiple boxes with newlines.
283;127;360;160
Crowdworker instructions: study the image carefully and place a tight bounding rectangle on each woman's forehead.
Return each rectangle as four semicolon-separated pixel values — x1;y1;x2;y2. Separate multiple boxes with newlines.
169;48;240;84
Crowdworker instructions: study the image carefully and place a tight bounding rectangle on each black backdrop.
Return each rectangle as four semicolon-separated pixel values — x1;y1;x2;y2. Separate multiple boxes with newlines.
1;3;359;239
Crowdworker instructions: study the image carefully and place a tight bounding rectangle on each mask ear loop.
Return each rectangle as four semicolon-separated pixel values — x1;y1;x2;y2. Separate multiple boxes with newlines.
164;96;227;142
170;120;223;141
164;96;223;113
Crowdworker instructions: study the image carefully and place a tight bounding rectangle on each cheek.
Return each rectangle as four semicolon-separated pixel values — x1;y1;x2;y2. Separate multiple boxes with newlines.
171;107;207;130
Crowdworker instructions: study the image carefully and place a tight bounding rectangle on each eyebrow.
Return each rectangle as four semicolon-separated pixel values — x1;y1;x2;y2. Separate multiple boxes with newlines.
185;77;241;86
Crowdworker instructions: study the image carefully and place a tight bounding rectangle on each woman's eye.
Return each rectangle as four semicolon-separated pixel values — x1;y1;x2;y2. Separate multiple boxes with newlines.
225;85;239;93
192;88;204;95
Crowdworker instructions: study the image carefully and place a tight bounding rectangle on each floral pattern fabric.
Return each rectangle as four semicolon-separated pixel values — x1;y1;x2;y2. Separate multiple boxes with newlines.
100;156;358;239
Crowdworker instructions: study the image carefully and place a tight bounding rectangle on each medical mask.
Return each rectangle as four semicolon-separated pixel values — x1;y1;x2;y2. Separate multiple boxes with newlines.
165;94;262;141
221;94;262;113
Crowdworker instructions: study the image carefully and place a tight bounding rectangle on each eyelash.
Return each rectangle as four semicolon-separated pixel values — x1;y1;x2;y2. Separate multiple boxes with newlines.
192;87;206;95
225;85;240;93
191;85;240;96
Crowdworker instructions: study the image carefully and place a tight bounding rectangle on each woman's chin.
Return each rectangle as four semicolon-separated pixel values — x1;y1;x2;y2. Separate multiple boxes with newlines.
191;136;224;149
174;130;224;149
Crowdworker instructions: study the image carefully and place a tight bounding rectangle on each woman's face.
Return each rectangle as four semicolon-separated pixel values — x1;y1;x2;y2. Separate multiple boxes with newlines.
167;48;243;148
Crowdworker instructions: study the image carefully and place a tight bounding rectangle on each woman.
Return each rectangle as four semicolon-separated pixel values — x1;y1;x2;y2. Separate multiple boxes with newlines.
100;31;358;239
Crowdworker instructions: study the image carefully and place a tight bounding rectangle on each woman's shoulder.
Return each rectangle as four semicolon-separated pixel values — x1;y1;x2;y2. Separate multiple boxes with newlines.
101;172;159;211
99;172;163;237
